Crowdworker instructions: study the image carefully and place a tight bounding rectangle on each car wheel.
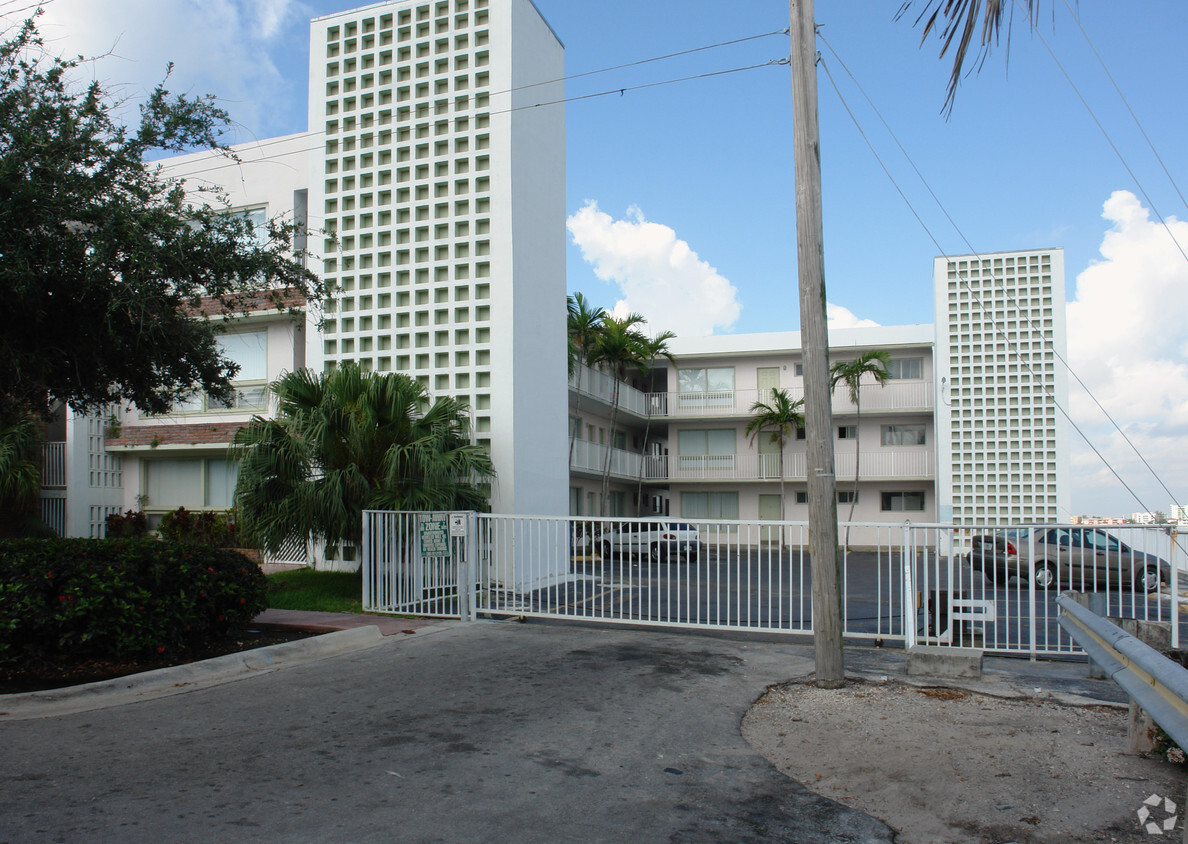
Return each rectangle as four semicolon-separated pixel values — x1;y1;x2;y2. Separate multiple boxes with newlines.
1034;561;1057;590
601;541;613;561
650;543;662;563
1139;565;1162;593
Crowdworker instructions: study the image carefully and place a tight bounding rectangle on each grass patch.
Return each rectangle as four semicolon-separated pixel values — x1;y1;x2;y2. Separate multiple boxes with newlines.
266;568;363;614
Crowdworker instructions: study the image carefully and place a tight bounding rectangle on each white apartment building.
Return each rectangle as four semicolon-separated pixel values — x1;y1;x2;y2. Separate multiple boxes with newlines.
569;249;1069;546
43;0;568;540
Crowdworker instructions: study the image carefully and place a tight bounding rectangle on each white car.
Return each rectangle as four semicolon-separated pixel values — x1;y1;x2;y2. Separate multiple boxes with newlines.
598;521;701;562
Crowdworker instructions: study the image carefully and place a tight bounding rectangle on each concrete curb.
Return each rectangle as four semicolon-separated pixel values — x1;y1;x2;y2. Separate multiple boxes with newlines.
0;626;394;721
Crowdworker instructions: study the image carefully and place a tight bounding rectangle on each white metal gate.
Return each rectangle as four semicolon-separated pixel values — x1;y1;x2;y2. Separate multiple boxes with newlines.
362;512;1183;656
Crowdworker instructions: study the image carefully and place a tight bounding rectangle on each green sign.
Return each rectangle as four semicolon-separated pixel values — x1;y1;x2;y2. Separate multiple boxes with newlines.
418;514;450;557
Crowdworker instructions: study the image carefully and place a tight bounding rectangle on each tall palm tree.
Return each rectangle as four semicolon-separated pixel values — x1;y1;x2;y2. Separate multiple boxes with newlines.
566;293;606;468
632;330;676;516
902;0;1044;116
589;312;648;516
830;350;891;546
745;388;805;523
234;364;494;560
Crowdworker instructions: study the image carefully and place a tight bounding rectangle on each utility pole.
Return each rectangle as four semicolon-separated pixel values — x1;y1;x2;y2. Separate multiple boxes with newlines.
789;0;844;687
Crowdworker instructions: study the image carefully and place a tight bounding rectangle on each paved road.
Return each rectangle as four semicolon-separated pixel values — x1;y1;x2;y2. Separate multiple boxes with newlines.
0;622;894;843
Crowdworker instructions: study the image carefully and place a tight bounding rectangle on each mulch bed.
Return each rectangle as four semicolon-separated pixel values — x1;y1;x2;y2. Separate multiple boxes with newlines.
0;625;320;694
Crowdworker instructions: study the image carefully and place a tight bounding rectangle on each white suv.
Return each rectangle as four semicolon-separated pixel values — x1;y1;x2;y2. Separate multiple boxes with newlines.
598;521;701;562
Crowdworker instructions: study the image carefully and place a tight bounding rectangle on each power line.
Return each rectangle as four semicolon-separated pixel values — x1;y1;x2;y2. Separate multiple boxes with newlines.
488;27;789;97
1058;0;1188;217
817;47;1164;517
1015;0;1188;270
819;28;1185;514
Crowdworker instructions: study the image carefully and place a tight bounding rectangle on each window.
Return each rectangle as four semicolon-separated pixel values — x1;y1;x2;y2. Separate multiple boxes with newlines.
838;490;858;504
838;425;857;439
886;358;923;380
794;363;804;376
882;491;925;512
172;330;269;413
677;367;734;409
678;429;735;470
795;491;808;504
143;458;240;524
607;491;626;517
681;491;739;520
569;487;581;516
881;424;926;446
612;430;626;450
796;427;806;440
568;416;581;439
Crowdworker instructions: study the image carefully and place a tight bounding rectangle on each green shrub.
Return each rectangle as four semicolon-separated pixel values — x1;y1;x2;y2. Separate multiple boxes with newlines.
158;507;239;547
105;509;148;538
0;537;266;663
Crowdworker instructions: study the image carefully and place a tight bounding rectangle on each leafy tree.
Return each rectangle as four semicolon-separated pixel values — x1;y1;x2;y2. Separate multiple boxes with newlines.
632;330;676;516
830;350;891;546
0;18;326;418
566;293;606;467
588;312;649;516
233;365;494;558
745;388;805;522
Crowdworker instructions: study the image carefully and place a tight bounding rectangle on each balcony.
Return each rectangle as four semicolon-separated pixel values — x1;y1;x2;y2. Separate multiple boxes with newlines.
42;442;66;488
569;438;645;481
659;448;933;482
644;381;934;418
569;363;651;417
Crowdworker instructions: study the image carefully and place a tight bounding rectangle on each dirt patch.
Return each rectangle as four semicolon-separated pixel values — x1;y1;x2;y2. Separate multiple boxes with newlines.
742;678;1184;843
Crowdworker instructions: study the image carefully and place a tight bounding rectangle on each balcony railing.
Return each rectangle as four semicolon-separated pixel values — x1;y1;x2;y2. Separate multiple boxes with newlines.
657;448;933;482
569;363;650;417
569;439;645;480
42;442;66;488
644;381;934;418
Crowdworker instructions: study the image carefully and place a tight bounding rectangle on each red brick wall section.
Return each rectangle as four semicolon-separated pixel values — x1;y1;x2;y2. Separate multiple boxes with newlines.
108;422;244;448
189;287;307;318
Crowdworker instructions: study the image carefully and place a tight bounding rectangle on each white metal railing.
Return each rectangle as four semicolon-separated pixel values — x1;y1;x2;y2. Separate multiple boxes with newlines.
40;495;66;536
361;513;1181;657
42;442;66;488
661;448;932;481
569;363;649;417
569;439;644;479
645;380;934;418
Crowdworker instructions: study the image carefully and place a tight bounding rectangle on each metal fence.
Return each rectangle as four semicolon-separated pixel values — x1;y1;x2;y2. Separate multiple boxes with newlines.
362;512;1183;657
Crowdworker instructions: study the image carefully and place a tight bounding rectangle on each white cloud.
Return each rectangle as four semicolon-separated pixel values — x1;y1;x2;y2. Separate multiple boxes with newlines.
567;202;741;337
23;0;310;141
1067;190;1188;514
826;303;880;329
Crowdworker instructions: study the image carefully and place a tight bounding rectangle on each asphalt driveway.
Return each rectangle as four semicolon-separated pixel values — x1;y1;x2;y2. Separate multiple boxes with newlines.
0;621;893;843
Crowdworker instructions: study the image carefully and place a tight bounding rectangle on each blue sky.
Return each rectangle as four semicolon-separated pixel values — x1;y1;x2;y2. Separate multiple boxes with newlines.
19;0;1188;518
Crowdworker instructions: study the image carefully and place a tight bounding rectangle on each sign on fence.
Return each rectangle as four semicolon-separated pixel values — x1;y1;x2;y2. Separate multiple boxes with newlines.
418;514;450;556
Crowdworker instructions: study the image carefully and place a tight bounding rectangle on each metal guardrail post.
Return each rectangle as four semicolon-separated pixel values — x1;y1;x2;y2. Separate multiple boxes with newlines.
1057;594;1188;756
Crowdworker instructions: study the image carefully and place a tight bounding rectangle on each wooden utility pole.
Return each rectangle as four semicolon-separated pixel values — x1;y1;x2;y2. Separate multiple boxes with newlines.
789;0;844;687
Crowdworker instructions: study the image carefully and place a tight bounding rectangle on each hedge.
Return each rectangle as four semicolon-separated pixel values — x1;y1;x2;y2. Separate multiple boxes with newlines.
0;538;266;662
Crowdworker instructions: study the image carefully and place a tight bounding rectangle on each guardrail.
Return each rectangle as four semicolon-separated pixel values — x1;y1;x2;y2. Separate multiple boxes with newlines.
1056;593;1188;756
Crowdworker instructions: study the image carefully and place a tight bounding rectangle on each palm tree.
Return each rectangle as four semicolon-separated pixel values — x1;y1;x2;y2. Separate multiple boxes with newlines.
830;350;891;547
632;330;676;516
588;312;648;516
234;364;494;562
745;388;805;523
566;293;606;468
0;416;44;537
902;0;1044;116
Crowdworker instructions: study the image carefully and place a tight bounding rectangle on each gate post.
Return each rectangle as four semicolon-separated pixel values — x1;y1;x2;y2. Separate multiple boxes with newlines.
902;522;917;649
1171;527;1179;650
457;511;475;622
